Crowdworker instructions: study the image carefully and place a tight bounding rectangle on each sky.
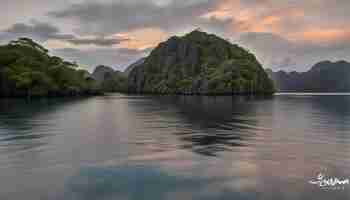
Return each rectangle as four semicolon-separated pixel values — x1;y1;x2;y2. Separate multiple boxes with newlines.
0;0;349;72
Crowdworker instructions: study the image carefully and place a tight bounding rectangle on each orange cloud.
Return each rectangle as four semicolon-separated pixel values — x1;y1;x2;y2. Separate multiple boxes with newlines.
205;0;305;34
117;28;169;50
201;9;233;20
244;15;282;33
262;16;281;25
209;1;348;44
289;29;350;43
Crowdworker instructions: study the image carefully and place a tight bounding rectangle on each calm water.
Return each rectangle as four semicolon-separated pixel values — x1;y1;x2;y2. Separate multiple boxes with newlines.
0;94;349;200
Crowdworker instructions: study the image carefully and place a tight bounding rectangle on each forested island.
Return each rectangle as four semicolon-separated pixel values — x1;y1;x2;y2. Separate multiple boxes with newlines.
0;38;100;97
128;30;275;95
0;30;276;98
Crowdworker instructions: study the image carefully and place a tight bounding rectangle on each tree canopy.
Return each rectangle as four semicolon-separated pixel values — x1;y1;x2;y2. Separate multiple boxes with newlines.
0;38;100;97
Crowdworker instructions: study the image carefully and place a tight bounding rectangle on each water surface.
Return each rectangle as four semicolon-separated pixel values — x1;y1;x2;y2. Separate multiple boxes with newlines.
0;94;349;199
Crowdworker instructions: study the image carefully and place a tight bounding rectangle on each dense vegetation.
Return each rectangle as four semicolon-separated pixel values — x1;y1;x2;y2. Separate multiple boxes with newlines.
128;30;275;95
91;65;127;93
0;34;276;97
0;38;100;97
267;60;350;92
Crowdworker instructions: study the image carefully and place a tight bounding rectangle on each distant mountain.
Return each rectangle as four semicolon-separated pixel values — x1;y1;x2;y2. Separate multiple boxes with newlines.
267;60;350;92
128;30;274;95
92;65;115;84
91;65;127;92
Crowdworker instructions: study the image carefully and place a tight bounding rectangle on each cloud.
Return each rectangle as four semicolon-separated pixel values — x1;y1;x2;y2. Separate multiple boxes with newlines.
66;37;130;46
48;0;218;35
3;20;74;41
117;28;169;50
1;20;131;47
48;0;350;43
198;16;234;36
238;32;350;71
289;28;350;45
3;0;350;71
52;47;150;71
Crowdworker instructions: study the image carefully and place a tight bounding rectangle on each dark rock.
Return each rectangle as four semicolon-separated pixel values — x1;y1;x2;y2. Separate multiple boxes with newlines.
92;65;115;84
91;65;127;92
124;57;146;76
267;60;350;92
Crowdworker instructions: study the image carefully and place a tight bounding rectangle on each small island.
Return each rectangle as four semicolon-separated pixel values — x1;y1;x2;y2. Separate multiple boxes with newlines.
0;38;100;97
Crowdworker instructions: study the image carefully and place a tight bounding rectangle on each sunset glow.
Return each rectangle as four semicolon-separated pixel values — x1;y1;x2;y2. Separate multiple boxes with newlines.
0;0;349;71
117;28;169;50
290;29;350;43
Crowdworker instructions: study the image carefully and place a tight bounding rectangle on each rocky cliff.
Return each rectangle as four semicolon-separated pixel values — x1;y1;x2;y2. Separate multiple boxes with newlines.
128;30;274;95
92;65;115;84
124;58;146;76
92;65;127;92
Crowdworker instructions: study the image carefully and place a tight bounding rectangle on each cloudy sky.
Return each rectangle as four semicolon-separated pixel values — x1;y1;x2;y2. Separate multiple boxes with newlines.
0;0;349;72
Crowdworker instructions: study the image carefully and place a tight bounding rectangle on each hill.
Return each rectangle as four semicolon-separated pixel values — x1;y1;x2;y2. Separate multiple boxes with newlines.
0;38;100;97
91;65;127;92
128;30;274;95
92;65;115;84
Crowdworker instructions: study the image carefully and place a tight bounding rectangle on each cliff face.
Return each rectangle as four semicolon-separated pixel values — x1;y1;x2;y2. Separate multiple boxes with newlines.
267;61;350;92
91;65;127;92
128;30;274;95
92;65;115;84
124;58;146;76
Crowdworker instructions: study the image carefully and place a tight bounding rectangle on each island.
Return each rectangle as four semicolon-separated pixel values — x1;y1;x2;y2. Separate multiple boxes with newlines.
0;38;100;97
127;30;275;95
267;60;350;92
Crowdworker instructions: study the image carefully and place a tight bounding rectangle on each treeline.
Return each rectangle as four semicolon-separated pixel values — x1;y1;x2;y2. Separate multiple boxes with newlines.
0;38;100;97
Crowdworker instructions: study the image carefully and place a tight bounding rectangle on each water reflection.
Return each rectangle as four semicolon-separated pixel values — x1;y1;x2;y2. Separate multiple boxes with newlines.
0;98;91;153
63;164;269;200
63;165;203;200
125;96;273;156
0;94;350;200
